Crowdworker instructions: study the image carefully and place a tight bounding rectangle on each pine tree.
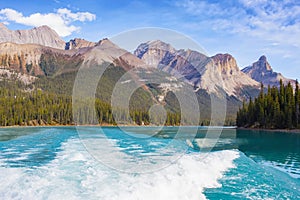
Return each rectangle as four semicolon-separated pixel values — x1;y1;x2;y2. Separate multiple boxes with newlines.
295;80;300;127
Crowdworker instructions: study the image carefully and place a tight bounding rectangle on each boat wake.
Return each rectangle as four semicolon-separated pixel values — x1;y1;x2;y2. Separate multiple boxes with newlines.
0;137;239;200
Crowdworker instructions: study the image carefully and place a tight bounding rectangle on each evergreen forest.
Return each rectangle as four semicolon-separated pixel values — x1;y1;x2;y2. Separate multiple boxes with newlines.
237;80;300;129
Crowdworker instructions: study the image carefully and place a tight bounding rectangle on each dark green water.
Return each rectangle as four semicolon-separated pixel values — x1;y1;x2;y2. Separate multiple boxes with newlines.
236;129;300;178
205;129;300;199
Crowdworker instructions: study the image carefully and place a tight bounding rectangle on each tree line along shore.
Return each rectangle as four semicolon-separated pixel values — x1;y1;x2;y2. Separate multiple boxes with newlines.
237;80;300;129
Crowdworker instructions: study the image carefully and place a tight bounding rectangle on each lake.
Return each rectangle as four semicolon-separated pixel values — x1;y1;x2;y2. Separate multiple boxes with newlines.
0;126;299;199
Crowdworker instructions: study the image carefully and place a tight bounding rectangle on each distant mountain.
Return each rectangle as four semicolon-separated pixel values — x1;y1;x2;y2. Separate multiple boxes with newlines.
135;40;259;98
65;38;96;50
242;55;295;87
0;41;81;77
0;37;145;77
0;23;65;49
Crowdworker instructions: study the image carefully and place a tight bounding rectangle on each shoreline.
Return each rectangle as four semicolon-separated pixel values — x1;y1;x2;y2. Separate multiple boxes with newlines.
237;127;300;133
2;124;299;134
0;124;237;129
0;124;127;129
2;124;299;133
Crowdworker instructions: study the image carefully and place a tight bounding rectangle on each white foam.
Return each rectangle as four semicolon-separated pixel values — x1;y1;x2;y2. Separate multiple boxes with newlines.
0;138;239;200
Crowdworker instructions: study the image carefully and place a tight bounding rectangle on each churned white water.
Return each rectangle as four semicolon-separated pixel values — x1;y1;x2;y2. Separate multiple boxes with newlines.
0;137;239;200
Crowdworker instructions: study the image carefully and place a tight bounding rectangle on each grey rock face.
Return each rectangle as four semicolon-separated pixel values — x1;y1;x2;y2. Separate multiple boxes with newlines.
135;40;259;98
0;23;65;49
242;55;295;87
65;38;96;50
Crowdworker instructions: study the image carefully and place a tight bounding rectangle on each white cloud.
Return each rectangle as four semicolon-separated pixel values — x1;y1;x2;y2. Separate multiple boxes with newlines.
176;0;300;46
0;8;96;37
175;0;243;17
1;21;9;25
239;0;268;8
57;8;95;22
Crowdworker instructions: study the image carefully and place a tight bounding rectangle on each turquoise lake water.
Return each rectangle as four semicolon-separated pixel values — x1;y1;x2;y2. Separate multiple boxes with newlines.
0;126;299;199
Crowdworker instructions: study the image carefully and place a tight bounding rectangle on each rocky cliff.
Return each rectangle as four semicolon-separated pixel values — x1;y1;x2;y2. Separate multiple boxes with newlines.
211;54;239;76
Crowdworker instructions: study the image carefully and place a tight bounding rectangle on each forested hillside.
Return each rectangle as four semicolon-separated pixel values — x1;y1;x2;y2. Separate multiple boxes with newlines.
0;74;182;126
237;80;300;129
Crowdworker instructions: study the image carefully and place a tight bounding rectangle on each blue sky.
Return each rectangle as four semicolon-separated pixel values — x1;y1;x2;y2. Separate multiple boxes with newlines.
0;0;299;79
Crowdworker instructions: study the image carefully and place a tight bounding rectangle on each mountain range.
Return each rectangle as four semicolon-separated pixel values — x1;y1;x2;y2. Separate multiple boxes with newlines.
0;23;296;123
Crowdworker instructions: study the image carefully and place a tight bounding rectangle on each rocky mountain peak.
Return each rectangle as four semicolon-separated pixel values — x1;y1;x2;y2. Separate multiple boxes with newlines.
211;53;239;75
34;25;54;31
148;40;174;48
147;40;176;52
65;38;96;50
259;55;267;62
0;22;8;30
242;55;295;87
0;23;65;49
254;55;272;71
96;38;118;48
134;40;177;68
135;40;176;57
212;53;236;64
